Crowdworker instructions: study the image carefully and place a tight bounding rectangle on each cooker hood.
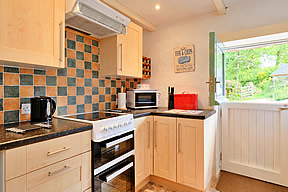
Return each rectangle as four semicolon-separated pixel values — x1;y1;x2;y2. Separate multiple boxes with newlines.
66;0;130;39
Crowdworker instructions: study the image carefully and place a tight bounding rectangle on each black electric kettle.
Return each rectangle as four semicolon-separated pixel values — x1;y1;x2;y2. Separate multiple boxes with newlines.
31;96;57;122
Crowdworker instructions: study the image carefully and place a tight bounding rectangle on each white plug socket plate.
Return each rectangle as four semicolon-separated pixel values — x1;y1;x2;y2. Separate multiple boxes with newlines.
22;103;31;114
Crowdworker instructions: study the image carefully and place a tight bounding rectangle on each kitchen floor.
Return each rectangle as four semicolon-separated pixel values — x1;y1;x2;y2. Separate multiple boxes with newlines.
138;171;288;192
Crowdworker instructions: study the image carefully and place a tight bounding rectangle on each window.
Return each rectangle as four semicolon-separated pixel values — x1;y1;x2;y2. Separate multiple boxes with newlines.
209;32;288;105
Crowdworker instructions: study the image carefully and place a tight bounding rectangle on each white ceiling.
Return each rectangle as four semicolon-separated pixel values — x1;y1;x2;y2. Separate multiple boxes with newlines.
116;0;217;25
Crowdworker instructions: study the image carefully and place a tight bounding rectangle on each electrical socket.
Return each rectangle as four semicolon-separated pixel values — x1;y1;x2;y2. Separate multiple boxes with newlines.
22;104;31;114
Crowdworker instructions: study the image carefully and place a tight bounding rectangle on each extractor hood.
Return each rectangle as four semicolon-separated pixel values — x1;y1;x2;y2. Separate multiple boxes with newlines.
66;0;130;39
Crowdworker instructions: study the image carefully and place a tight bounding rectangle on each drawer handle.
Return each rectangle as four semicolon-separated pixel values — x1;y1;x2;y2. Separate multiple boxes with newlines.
47;147;71;156
48;165;71;176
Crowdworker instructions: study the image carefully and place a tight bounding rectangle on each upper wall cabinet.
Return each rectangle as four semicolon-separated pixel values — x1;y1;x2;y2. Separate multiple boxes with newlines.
0;0;65;68
100;22;143;78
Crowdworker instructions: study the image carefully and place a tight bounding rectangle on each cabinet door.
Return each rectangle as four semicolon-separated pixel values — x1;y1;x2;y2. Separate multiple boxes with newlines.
117;22;142;78
154;116;176;182
134;116;153;186
6;175;27;192
0;0;65;68
177;118;204;190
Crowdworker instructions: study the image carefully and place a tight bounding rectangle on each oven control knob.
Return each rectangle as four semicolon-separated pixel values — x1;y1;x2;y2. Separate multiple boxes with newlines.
124;122;128;126
113;124;118;129
121;122;125;127
100;127;107;132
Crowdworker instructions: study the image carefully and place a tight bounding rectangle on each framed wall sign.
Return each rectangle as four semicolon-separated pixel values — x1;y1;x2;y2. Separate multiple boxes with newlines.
174;45;195;73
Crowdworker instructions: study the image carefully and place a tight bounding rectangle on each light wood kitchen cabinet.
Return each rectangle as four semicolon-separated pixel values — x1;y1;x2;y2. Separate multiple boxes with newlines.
177;118;204;190
153;116;177;182
100;22;143;78
134;116;153;187
0;0;65;68
2;131;91;192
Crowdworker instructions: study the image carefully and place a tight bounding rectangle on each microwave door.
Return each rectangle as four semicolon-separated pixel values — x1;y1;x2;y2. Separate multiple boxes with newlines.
135;93;157;107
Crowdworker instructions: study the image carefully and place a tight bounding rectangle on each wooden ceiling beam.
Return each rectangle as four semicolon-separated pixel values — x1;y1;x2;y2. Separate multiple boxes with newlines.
212;0;227;15
100;0;156;32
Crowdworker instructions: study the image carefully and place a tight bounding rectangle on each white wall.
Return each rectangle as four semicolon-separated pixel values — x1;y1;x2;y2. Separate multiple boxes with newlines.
143;0;288;109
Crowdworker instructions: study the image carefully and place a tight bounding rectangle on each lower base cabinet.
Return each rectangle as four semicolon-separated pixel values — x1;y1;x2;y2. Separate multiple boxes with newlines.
134;115;217;192
3;131;91;192
134;116;153;186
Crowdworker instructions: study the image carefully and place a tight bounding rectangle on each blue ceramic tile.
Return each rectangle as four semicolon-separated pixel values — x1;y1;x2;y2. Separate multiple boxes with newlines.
4;110;19;123
20;74;33;85
4;67;19;73
85;95;92;104
34;69;46;75
105;102;111;110
76;35;84;43
130;82;134;88
34;86;46;97
92;54;99;63
84;79;92;87
76;87;84;95
84;44;92;53
92;40;99;47
116;88;121;94
99;79;105;87
99;95;105;103
57;106;67;116
67;77;76;86
111;95;116;102
4;86;19;98
67;96;76;105
67;39;76;50
76;51;84;60
84;61;92;70
0;73;3;85
76;69;84;78
67;58;76;68
57;87;67;96
77;104;85;113
111;80;116;87
105;87;111;95
92;87;98;95
121;81;126;87
57;68;67;76
92;71;99;79
46;76;57;86
92;103;99;111
0;98;3;111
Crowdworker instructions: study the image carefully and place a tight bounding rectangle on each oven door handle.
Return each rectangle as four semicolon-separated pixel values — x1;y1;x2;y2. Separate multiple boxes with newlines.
99;162;134;182
104;134;133;148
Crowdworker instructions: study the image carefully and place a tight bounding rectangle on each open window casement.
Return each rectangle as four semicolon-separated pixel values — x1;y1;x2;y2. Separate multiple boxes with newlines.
209;32;227;106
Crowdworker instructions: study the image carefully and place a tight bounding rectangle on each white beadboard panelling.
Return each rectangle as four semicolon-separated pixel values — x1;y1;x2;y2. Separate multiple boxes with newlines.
222;102;288;187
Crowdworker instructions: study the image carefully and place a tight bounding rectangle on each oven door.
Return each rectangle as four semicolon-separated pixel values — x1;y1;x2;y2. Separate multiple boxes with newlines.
92;131;134;174
94;156;135;192
135;92;157;108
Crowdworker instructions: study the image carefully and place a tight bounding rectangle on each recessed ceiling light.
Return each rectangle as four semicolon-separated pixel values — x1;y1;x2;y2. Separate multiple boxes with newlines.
155;4;160;10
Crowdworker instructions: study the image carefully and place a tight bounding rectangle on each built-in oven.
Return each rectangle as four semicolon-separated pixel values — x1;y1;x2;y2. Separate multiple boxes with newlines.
92;130;135;192
127;89;161;109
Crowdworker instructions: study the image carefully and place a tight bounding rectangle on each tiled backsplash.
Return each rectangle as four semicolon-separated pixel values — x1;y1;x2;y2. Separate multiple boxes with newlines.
0;28;140;124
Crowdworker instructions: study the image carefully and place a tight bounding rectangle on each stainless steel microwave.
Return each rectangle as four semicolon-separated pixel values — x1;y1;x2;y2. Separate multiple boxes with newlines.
127;90;161;109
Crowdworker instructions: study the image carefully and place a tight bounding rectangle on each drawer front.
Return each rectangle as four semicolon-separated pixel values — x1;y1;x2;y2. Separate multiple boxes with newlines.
5;146;27;181
27;133;82;172
27;155;82;191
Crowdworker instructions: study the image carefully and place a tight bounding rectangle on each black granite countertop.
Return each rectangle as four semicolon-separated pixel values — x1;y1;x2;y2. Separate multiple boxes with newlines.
0;118;92;150
125;107;216;119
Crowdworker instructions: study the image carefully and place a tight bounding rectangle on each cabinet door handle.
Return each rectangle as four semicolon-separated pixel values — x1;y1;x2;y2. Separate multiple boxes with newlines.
59;21;63;64
178;123;181;153
119;43;123;71
47;147;71;156
48;165;71;176
147;121;151;149
154;121;157;148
